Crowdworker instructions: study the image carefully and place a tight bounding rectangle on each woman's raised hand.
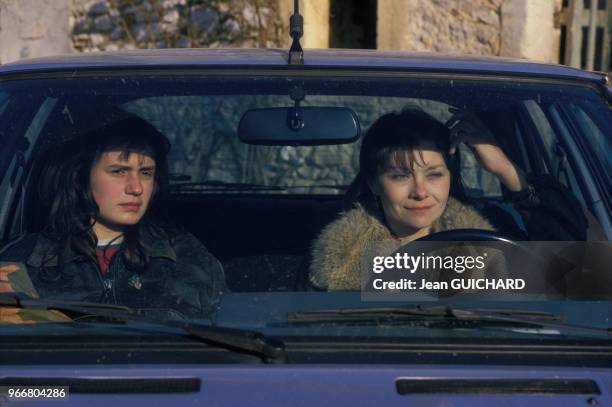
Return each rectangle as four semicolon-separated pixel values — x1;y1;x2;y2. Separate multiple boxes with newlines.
445;108;526;192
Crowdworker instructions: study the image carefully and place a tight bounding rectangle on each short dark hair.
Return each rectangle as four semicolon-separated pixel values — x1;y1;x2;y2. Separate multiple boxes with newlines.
37;114;172;279
345;109;465;209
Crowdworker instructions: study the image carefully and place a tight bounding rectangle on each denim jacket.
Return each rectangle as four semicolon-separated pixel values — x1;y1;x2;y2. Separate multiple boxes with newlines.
0;228;226;321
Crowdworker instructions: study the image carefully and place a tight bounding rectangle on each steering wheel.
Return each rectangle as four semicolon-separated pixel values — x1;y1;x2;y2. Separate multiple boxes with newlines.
413;228;537;262
411;229;564;295
415;228;522;243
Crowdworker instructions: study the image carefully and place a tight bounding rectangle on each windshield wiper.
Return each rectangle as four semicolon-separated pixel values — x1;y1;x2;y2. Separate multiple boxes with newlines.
0;294;286;363
0;295;135;313
288;305;612;336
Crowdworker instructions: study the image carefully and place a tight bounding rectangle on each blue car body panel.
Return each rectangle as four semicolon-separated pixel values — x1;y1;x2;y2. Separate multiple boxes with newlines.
1;364;609;406
0;48;606;84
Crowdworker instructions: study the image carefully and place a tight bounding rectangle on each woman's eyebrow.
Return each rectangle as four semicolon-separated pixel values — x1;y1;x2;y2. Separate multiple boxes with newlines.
386;166;411;173
106;164;156;170
139;164;156;169
426;165;444;170
107;164;132;169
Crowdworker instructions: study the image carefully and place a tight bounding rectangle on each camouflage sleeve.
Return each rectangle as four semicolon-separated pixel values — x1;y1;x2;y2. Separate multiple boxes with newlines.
0;262;39;298
0;262;71;324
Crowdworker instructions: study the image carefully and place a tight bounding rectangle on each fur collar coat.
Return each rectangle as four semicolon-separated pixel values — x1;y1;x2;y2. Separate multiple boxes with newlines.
309;197;496;290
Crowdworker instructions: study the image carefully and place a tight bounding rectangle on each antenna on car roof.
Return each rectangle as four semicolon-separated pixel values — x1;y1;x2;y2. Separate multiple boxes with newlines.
288;0;304;65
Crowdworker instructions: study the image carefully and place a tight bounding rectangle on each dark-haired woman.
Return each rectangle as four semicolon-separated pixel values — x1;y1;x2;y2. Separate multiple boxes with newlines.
0;116;226;320
309;109;587;291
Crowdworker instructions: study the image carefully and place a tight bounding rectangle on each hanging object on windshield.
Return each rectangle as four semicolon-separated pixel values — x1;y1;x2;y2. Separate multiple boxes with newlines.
288;0;304;65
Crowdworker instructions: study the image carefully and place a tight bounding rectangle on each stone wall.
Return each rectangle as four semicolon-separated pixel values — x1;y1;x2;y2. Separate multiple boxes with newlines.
68;0;557;61
500;0;555;62
377;0;503;56
0;0;72;64
376;0;556;62
71;0;285;52
0;0;559;62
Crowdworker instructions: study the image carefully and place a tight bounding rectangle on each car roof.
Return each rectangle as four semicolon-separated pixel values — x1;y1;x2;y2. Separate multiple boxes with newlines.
0;48;606;83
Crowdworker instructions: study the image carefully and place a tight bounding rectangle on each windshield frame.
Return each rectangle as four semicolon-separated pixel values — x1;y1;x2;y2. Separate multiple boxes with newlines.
0;67;610;345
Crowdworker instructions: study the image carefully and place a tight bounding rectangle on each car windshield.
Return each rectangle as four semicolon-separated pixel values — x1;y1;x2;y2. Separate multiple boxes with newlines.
0;71;611;345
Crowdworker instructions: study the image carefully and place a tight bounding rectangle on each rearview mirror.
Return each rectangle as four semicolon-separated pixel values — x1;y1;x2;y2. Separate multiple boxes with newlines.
238;107;360;146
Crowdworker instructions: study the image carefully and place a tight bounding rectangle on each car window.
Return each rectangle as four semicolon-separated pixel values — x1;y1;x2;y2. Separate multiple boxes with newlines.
459;143;502;198
0;91;8;116
0;72;610;345
0;75;606;231
0;75;604;213
522;100;585;205
566;102;611;175
0;96;58;240
0;90;17;166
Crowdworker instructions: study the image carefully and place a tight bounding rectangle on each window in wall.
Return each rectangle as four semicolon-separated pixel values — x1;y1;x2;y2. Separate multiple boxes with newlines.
329;0;376;49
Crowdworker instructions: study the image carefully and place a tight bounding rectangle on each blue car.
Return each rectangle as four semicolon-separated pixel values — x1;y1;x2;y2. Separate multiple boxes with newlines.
0;47;610;406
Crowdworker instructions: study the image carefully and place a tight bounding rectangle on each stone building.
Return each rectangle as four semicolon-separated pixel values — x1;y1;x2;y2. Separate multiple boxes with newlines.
1;0;608;69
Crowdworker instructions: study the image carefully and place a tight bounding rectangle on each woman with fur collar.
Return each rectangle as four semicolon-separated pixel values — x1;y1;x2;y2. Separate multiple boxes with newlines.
310;109;587;291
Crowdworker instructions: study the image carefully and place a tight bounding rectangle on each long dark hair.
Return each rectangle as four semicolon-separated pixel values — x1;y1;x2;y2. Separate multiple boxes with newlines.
38;115;172;279
345;109;466;209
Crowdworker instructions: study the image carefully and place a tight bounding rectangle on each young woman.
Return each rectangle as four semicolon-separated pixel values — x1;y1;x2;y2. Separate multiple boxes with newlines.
309;109;587;291
0;115;226;320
